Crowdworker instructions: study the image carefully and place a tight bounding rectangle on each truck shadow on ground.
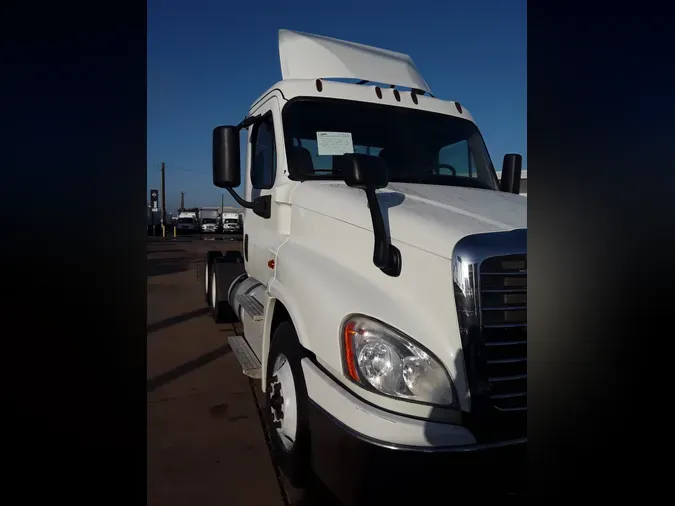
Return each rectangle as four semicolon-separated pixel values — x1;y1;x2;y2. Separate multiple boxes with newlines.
146;248;189;255
285;476;342;506
147;307;211;334
147;256;194;277
146;343;233;393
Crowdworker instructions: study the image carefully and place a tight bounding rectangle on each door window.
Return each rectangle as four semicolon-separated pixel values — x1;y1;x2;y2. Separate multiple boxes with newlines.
251;113;277;189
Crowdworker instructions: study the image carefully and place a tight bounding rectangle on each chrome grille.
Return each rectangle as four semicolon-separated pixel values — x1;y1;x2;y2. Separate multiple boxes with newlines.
480;254;527;412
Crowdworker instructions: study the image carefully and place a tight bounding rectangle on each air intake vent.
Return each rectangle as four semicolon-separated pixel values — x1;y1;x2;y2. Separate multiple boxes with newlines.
480;254;527;412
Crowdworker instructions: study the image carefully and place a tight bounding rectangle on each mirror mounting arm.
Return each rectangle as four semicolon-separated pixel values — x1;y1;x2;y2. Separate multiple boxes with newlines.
225;187;253;209
341;153;401;277
225;188;270;219
237;115;260;130
364;188;400;276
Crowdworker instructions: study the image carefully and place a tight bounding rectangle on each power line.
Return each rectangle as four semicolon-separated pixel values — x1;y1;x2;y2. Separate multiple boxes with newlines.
148;165;210;175
169;167;211;175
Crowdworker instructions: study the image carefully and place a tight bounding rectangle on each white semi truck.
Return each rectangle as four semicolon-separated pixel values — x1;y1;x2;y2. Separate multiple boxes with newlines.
199;207;220;233
176;210;197;233
203;30;526;501
221;211;242;234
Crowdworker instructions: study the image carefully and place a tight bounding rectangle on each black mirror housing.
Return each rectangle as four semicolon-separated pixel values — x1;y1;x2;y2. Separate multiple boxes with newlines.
213;126;241;188
500;154;523;194
340;153;389;190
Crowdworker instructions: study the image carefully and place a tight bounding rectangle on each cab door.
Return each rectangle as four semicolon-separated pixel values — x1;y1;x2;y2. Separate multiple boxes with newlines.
243;95;281;288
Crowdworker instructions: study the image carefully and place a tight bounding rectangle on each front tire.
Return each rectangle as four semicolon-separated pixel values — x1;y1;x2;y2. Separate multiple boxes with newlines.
265;321;312;488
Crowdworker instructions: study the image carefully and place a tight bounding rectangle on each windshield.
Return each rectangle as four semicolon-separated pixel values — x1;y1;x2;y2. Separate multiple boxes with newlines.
202;218;217;224
282;99;499;190
178;217;194;224
224;219;238;224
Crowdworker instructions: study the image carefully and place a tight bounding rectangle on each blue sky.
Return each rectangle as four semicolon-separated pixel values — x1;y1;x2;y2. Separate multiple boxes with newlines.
148;0;526;211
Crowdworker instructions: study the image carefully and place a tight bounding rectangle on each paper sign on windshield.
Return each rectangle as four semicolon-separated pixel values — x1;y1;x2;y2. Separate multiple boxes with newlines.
316;131;354;156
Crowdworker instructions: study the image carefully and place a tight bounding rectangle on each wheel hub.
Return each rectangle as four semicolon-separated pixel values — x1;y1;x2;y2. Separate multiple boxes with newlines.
270;377;284;424
269;354;298;451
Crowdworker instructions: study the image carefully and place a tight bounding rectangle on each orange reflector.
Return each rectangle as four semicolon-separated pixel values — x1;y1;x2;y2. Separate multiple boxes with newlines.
268;259;275;269
343;321;360;381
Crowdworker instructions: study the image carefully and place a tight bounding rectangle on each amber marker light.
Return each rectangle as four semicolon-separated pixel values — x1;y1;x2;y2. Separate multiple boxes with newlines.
343;320;360;381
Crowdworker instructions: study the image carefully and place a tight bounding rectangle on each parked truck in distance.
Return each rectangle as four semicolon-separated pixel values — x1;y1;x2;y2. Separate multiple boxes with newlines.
202;29;526;502
176;210;197;234
199;207;220;233
221;211;242;234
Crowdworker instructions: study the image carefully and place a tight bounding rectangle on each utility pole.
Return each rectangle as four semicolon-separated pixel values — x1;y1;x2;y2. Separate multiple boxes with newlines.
180;191;185;210
160;162;166;226
221;194;224;213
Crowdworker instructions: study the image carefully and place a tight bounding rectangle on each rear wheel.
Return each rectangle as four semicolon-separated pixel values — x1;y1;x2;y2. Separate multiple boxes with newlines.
265;321;312;488
210;267;223;322
204;262;210;299
210;260;237;323
210;267;218;311
204;251;223;305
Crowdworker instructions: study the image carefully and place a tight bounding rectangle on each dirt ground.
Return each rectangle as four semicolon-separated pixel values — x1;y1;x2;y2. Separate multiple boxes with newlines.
146;237;286;506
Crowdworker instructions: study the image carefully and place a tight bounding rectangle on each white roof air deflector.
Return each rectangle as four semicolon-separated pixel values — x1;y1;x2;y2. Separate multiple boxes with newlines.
278;29;432;93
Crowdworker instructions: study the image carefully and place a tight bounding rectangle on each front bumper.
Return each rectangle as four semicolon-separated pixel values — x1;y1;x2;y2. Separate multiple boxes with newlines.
303;359;525;501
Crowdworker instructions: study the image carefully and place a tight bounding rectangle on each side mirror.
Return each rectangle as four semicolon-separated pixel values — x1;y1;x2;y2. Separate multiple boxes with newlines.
213;126;241;188
337;153;400;277
340;153;389;190
500;154;522;194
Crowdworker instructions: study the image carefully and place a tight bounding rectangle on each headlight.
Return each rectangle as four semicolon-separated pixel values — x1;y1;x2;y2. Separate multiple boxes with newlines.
341;315;455;406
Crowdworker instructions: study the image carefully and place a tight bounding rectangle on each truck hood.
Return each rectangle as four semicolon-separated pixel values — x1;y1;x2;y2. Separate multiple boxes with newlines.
290;181;527;258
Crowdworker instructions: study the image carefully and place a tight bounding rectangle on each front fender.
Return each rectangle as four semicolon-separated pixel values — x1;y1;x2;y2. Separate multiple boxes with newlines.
270;241;436;380
267;216;471;415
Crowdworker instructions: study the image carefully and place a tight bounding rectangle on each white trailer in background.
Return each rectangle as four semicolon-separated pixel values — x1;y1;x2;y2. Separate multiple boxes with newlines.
202;30;526;502
199;207;220;233
176;211;197;233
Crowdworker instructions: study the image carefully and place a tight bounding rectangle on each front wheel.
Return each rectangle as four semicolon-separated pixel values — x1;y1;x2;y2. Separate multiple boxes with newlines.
265;321;312;488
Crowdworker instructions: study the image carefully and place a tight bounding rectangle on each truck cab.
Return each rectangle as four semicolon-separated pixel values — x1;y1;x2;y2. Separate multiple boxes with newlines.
176;211;197;233
199;207;220;233
204;29;526;501
221;212;241;234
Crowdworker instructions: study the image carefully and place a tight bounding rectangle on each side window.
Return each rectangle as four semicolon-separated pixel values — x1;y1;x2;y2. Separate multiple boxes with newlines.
251;114;276;189
438;140;476;177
